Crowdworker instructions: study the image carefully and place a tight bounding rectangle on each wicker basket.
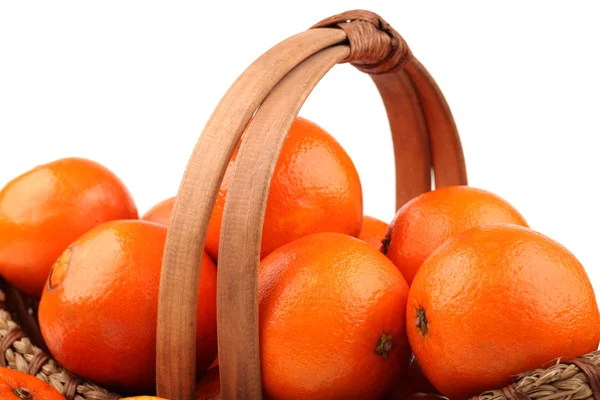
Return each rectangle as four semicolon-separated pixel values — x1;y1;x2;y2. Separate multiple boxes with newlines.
1;8;599;400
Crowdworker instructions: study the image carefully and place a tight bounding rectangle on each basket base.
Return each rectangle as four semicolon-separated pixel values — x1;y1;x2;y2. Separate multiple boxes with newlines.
0;279;48;353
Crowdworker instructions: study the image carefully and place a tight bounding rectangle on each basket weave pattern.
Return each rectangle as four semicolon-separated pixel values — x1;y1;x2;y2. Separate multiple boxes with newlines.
0;288;119;400
473;352;600;400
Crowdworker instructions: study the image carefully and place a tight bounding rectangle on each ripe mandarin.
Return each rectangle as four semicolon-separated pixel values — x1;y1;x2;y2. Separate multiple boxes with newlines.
259;232;410;400
407;224;600;399
210;116;363;260
358;215;389;250
38;220;217;393
383;185;527;285
0;367;66;400
143;117;362;261
141;196;176;226
0;157;138;296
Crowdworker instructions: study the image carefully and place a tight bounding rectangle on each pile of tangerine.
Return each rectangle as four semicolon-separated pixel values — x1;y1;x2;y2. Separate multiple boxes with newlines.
0;116;597;400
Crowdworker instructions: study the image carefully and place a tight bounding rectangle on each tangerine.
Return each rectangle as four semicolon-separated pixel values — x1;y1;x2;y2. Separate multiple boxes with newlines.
208;116;363;260
141;197;176;226
259;232;410;400
0;157;138;296
143;117;363;262
407;224;600;399
358;215;389;250
383;185;527;285
0;367;65;400
38;220;217;393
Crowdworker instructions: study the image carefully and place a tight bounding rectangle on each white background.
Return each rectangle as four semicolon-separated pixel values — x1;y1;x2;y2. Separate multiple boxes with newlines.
1;2;599;293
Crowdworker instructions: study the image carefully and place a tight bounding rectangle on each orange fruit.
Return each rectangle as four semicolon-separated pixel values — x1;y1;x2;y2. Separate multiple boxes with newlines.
383;185;527;285
259;232;410;400
0;157;138;296
0;367;66;399
209;116;363;260
143;117;363;262
38;220;217;393
141;197;176;226
195;367;221;400
407;224;600;399
358;215;389;250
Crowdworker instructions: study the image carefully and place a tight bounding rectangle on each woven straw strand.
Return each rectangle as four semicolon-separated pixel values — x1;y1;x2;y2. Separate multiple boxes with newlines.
473;351;600;400
2;283;599;400
0;294;120;400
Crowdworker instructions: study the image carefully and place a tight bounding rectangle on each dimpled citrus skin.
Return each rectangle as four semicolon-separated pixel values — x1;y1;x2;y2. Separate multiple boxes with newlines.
407;224;600;400
358;215;389;250
0;367;66;399
259;232;410;400
38;220;217;393
206;116;363;260
0;157;138;296
384;185;528;285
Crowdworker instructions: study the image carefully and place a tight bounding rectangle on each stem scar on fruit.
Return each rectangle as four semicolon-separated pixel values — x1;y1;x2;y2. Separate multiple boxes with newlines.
380;233;391;255
375;332;395;359
14;387;33;399
415;307;428;336
48;247;73;290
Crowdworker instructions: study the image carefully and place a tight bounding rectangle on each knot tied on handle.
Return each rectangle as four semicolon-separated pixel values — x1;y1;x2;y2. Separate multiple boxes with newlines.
311;9;412;74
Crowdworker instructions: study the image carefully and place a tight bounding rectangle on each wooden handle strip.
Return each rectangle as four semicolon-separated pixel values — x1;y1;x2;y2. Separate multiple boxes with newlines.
156;10;467;400
405;59;468;188
217;45;350;399
156;28;347;400
215;32;467;400
370;70;432;209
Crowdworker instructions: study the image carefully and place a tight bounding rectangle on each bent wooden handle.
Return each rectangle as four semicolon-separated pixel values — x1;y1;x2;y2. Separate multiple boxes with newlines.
155;9;467;400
